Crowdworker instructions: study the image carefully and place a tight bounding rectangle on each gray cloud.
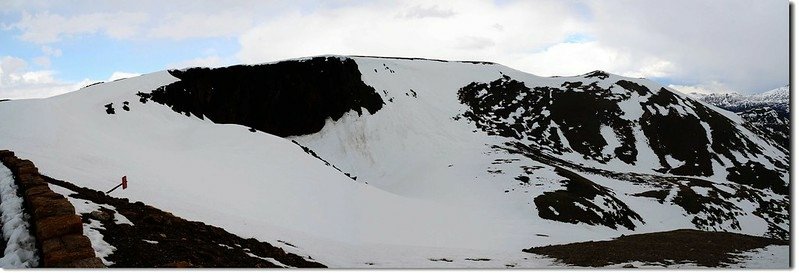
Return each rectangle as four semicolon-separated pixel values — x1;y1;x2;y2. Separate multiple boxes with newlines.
585;0;788;93
401;5;456;19
0;0;788;96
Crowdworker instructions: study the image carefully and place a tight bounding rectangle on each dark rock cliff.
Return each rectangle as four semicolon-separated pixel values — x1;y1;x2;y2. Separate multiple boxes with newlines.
139;57;383;137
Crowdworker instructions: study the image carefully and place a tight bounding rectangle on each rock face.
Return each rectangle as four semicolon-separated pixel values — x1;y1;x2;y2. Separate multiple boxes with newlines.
532;167;642;230
456;74;787;182
455;72;789;238
737;106;789;150
129;58;788;240
138;56;384;137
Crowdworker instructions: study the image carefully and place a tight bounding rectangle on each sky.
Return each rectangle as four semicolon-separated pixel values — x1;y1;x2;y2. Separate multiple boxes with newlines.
0;0;789;99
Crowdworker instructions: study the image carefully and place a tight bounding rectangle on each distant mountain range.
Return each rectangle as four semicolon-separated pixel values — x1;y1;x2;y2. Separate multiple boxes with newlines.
690;86;789;149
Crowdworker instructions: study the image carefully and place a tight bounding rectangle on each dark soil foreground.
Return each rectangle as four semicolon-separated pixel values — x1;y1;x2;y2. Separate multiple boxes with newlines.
524;229;788;267
42;175;325;268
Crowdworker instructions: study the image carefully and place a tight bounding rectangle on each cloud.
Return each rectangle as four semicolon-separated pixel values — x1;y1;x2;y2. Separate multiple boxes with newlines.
166;55;226;69
0;56;91;99
1;0;787;95
584;0;787;93
41;45;62;57
456;36;495;50
148;11;252;40
668;81;738;95
237;0;583;65
400;5;456;19
3;2;275;42
32;56;51;68
8;11;148;43
107;71;141;81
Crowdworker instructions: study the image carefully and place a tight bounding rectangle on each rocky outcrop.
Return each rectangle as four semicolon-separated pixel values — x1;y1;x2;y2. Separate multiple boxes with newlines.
0;150;104;268
137;56;384;137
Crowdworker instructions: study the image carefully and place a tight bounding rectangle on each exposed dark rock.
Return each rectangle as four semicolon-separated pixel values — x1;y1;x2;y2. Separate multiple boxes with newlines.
639;91;712;176
290;140;357;181
105;103;115;114
583;70;609;80
533;167;643;230
630;190;669;204
138;57;383;137
524;229;787;267
614;80;651;96
726;161;787;195
457;76;638;164
456;75;788;211
738;106;789;150
136;92;151;103
670;181;741;229
497;142;788;239
89;210;111;222
82;82;104;89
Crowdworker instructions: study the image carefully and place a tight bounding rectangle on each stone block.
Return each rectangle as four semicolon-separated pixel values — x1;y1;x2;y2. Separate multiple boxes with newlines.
31;197;76;219
35;215;83;241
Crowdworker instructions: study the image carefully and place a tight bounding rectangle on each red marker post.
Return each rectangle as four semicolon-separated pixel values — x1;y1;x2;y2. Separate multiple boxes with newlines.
106;176;128;194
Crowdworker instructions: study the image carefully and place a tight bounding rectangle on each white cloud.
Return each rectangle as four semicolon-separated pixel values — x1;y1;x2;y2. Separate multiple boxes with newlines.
400;5;456;19
237;0;583;65
166;55;226;69
148;11;252;40
5;4;265;42
1;1;787;95
0;56;91;99
41;45;62;57
107;72;141;81
668;81;738;95
9;11;148;43
32;56;51;68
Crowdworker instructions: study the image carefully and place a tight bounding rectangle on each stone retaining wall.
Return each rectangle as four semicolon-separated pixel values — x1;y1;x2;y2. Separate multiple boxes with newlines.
0;150;104;268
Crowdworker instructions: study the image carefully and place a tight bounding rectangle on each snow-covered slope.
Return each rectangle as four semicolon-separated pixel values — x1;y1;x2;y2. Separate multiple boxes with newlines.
0;56;789;267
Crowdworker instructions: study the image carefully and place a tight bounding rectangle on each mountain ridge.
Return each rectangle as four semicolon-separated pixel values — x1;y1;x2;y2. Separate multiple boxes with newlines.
0;55;789;267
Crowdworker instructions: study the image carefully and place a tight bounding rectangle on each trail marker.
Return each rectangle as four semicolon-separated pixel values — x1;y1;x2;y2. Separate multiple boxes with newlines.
107;176;128;194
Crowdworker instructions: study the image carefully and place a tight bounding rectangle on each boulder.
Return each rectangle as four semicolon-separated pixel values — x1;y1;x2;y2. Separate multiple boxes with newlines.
90;210;111;222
